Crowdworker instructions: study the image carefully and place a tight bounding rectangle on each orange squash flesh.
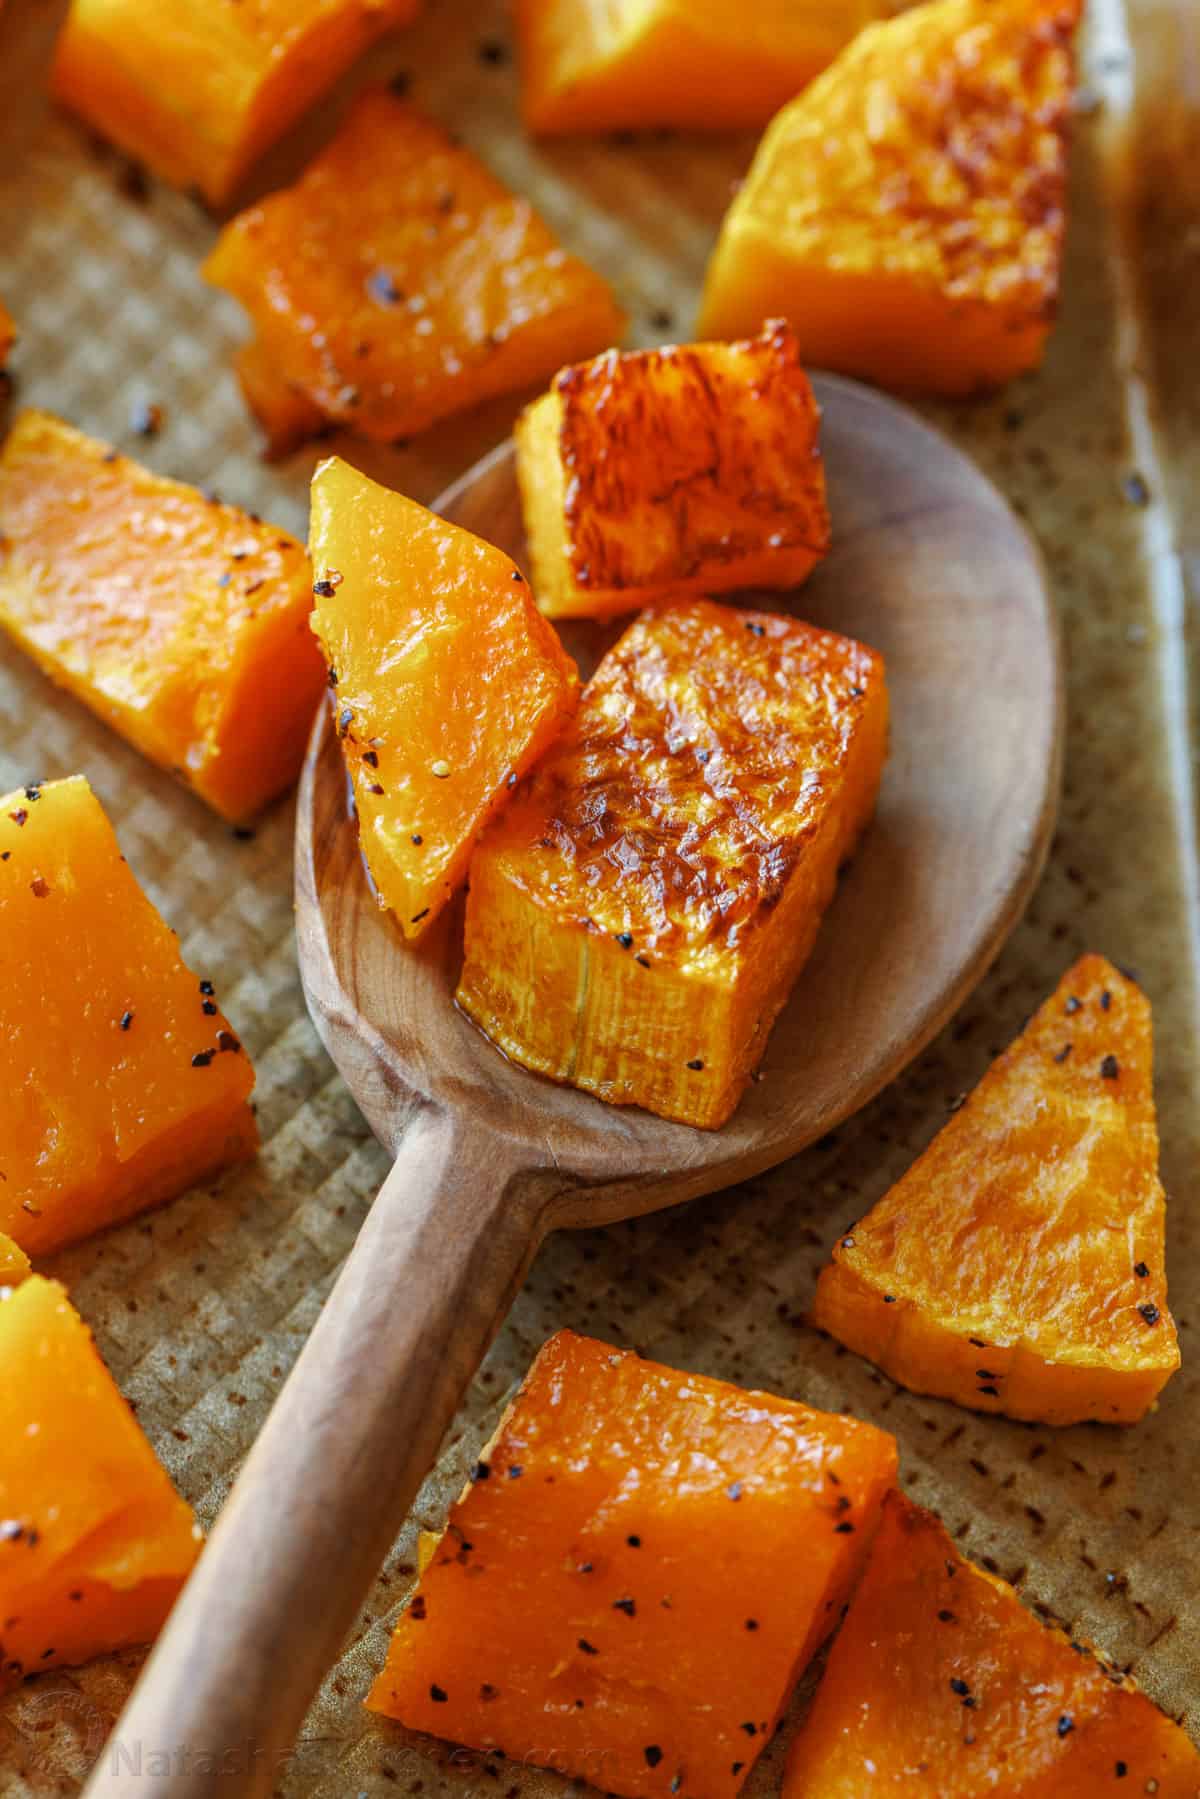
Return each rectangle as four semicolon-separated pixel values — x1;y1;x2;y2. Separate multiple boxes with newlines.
309;457;578;938
457;601;888;1128
516;321;830;620
204;89;626;447
785;1490;1200;1798
0;1275;200;1689
0;1234;30;1287
233;339;327;462
0;776;257;1257
0;300;14;367
0;410;324;821
50;0;422;208
812;956;1180;1425
697;0;1079;396
515;0;893;135
367;1329;898;1797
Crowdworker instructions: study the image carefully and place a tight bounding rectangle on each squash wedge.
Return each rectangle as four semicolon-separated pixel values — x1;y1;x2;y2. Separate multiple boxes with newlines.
457;600;887;1128
697;0;1080;395
0;776;257;1257
367;1329;898;1799
309;457;578;938
516;321;830;620
0;410;324;821
50;0;423;207
812;956;1180;1425
0;1234;30;1288
785;1490;1200;1798
205;88;625;447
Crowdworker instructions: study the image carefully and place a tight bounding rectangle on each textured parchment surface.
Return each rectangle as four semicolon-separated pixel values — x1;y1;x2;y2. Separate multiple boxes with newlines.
0;0;1197;1791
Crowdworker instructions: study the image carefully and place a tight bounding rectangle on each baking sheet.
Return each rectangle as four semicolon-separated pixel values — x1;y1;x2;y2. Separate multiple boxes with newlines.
0;0;1197;1790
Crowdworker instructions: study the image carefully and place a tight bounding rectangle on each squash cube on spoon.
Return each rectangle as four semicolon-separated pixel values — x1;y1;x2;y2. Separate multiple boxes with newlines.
515;0;893;135
50;0;424;208
308;457;578;939
0;409;324;821
697;0;1080;394
205;88;626;449
0;1275;200;1689
812;956;1180;1424
516;320;830;620
367;1329;898;1798
785;1490;1200;1798
457;600;888;1128
0;776;257;1257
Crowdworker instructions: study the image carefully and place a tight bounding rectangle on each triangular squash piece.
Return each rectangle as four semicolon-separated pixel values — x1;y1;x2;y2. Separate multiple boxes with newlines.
785;1490;1200;1798
697;0;1080;395
811;955;1180;1424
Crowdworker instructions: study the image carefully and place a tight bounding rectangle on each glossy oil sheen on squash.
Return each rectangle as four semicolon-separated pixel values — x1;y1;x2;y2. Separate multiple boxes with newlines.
309;458;578;939
457;601;887;1128
204;88;625;449
0;1233;30;1287
516;320;830;620
0;1275;200;1689
515;0;892;134
0;777;257;1257
367;1329;898;1799
0;410;325;821
812;956;1180;1425
51;0;422;206
785;1490;1200;1798
698;0;1079;395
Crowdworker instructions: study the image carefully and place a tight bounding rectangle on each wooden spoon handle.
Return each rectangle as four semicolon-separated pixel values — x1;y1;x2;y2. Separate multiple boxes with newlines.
84;1104;543;1798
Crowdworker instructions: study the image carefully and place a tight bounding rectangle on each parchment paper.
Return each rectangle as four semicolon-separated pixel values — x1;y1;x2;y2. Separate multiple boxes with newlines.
0;0;1196;1791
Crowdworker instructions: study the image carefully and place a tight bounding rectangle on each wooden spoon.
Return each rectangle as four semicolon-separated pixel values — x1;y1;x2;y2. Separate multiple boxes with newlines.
86;375;1061;1797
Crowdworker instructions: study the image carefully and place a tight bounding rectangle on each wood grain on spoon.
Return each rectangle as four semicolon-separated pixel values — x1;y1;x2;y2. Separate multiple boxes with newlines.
83;374;1061;1798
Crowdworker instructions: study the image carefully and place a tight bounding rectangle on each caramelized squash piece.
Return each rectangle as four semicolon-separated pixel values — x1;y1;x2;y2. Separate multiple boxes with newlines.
0;410;324;821
0;1234;30;1287
0;1276;200;1689
0;776;257;1257
812;957;1180;1425
368;1329;898;1798
515;0;893;135
309;458;578;938
458;601;887;1128
233;338;327;462
205;89;625;447
50;0;422;207
698;0;1079;394
516;321;830;620
785;1490;1200;1798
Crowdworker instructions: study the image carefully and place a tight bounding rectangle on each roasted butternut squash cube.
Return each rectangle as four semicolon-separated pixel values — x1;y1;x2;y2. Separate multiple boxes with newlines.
458;601;887;1128
205;89;626;447
309;458;578;938
0;1234;30;1288
0;776;257;1257
697;0;1080;395
0;1275;200;1689
785;1490;1200;1798
367;1329;898;1798
50;0;422;208
0;410;324;821
233;339;327;462
515;0;894;135
812;956;1180;1425
0;300;14;367
516;321;830;620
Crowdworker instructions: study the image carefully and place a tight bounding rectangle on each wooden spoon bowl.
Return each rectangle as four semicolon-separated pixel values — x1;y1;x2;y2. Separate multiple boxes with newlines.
87;375;1061;1799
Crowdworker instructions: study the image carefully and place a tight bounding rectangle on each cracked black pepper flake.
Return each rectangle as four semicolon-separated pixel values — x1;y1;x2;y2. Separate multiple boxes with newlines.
479;38;508;64
978;1385;1000;1397
409;1595;426;1619
1115;1762;1127;1778
841;1235;855;1249
469;1461;491;1482
745;620;765;637
367;269;403;306
577;1638;598;1655
643;1747;663;1769
740;1722;758;1737
745;1618;758;1631
363;749;379;768
1053;1043;1072;1063
686;1058;704;1071
368;782;385;796
1065;995;1082;1013
429;1684;448;1703
327;668;339;688
1134;1261;1149;1278
834;1521;855;1534
938;1609;955;1622
507;1464;523;1479
338;707;355;736
411;833;423;845
202;999;217;1015
9;810;26;827
191;1050;215;1068
627;1534;641;1547
410;908;430;925
1057;1714;1074;1738
314;579;337;598
849;684;865;698
29;875;49;898
120;1010;134;1031
613;1597;636;1616
616;931;633;949
1100;1054;1120;1079
1139;1303;1160;1325
950;1678;970;1696
480;1683;499;1701
0;1520;24;1541
728;1481;743;1501
24;785;40;802
1100;989;1112;1010
199;980;215;995
217;1030;241;1054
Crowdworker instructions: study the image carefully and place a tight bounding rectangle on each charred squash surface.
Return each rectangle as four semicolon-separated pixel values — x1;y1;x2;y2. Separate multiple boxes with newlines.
367;1329;898;1798
785;1490;1200;1798
812;956;1179;1425
0;777;257;1257
515;0;893;135
457;601;887;1128
50;0;422;208
0;1234;29;1287
516;321;830;620
0;410;324;821
0;1275;200;1689
309;458;578;939
205;89;625;448
698;0;1080;395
